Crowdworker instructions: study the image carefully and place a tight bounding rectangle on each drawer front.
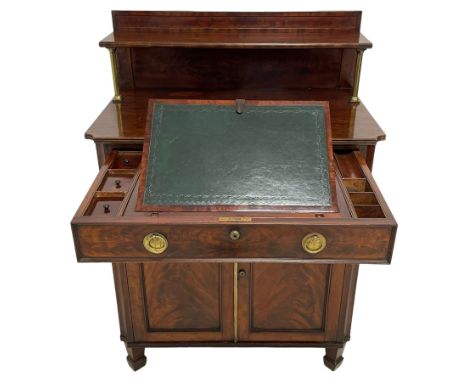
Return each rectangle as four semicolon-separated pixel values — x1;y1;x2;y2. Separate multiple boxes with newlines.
73;223;395;264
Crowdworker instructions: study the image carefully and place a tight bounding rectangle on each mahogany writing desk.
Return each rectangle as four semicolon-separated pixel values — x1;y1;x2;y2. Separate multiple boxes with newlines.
71;11;397;372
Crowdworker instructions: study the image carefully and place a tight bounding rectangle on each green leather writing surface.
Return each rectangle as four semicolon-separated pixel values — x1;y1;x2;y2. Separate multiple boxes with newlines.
143;102;332;208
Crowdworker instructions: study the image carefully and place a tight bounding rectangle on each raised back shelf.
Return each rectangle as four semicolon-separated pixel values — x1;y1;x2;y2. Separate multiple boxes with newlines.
103;11;369;95
89;11;381;166
100;11;371;49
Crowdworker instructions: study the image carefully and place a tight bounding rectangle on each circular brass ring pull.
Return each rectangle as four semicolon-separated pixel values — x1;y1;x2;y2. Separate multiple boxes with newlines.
302;233;327;254
143;233;168;255
229;230;241;241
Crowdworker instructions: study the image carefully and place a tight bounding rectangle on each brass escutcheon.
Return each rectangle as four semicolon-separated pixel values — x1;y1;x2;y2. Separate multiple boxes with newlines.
143;233;168;255
229;230;241;241
302;233;326;254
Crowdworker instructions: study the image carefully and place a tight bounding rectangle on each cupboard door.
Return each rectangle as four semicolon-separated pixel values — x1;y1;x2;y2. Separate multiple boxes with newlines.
237;263;345;343
127;263;233;342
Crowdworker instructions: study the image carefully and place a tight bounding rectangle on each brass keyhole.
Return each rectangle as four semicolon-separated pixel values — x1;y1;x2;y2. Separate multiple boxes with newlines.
229;230;241;241
302;233;326;254
143;233;168;255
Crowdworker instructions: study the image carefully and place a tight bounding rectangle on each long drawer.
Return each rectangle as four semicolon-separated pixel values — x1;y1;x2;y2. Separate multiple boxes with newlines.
71;150;397;264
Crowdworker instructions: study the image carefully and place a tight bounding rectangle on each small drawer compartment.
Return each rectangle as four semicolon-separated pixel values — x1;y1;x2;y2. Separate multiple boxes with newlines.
98;170;136;193
353;205;385;218
349;191;385;218
342;178;372;192
73;151;140;219
349;192;378;205
85;192;125;217
336;151;392;220
334;151;365;178
109;151;142;169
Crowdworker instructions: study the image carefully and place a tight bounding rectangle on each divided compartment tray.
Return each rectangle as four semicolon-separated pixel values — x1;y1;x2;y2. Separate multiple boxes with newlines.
109;151;142;169
335;151;387;219
98;170;136;193
77;151;140;218
85;192;126;217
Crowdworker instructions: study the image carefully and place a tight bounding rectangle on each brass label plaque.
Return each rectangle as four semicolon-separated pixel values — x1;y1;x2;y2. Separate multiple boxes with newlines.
218;217;252;222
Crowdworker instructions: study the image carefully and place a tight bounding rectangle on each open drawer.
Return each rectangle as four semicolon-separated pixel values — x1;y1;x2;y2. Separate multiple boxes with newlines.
71;150;396;264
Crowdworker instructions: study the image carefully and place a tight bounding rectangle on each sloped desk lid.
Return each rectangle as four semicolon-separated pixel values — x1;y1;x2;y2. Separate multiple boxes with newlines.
136;99;337;212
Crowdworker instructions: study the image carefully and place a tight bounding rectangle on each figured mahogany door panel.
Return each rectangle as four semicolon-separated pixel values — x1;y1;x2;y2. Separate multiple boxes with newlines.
250;264;328;330
238;263;345;342
127;263;233;342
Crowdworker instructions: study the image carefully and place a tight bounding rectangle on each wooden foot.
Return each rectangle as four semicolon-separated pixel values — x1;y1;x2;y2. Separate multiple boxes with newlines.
125;345;147;371
323;346;345;371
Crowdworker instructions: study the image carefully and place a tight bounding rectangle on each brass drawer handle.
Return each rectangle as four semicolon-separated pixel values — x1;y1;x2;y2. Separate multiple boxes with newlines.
143;233;168;254
302;233;326;254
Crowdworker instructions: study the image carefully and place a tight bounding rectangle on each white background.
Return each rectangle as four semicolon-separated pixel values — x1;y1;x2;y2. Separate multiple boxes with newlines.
1;1;467;381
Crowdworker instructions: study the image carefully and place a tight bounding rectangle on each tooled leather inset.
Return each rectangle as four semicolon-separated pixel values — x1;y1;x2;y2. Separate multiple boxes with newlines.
144;104;331;207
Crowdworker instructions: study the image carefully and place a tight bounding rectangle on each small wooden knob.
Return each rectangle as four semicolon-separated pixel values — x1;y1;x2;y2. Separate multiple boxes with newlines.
143;233;168;255
238;269;246;278
302;233;326;254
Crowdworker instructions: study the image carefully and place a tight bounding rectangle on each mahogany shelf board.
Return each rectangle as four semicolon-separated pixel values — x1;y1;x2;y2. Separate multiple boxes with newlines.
99;11;371;49
99;31;372;49
85;89;385;144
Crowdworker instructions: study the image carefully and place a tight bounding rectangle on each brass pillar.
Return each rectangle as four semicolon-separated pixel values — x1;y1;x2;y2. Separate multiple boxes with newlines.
115;102;123;135
108;47;122;103
350;49;365;103
233;262;239;343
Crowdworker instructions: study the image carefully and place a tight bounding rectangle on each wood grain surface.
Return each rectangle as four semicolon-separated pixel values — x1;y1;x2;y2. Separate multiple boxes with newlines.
142;263;221;331
99;11;370;49
249;263;329;331
127;263;234;342
85;90;384;144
